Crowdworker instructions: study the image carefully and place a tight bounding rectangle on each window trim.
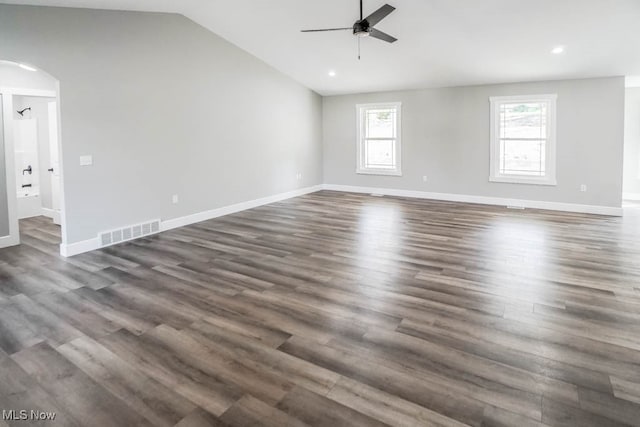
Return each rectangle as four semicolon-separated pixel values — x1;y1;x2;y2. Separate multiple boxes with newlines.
489;94;557;186
356;102;402;176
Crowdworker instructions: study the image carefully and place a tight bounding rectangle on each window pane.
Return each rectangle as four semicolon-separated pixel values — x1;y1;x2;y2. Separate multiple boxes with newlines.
365;139;395;169
365;108;396;138
499;139;545;176
500;102;547;140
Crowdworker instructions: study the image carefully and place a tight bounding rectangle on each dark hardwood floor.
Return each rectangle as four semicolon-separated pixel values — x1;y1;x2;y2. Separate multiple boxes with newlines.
1;191;640;426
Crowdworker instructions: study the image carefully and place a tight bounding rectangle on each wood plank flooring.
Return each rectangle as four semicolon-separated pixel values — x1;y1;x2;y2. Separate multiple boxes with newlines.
1;191;640;426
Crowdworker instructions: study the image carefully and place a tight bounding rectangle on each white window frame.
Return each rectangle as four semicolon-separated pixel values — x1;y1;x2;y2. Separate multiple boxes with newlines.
356;102;402;176
489;94;557;186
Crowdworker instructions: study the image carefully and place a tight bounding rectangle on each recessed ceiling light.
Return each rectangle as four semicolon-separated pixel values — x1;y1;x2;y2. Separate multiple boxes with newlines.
18;63;37;72
328;70;337;77
551;46;565;54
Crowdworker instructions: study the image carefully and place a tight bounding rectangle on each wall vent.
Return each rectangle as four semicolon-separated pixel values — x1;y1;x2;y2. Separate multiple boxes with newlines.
98;219;161;248
101;233;112;246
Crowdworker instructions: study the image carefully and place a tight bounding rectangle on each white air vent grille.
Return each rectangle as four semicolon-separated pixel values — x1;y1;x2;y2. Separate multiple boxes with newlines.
98;219;161;248
101;233;112;246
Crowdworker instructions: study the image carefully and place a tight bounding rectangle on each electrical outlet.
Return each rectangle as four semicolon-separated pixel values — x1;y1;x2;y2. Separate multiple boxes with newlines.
79;155;93;166
422;175;428;183
580;184;587;192
296;172;302;181
172;194;179;204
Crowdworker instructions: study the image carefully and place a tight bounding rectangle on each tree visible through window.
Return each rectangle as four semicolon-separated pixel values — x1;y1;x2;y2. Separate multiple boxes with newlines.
490;95;557;185
357;102;401;175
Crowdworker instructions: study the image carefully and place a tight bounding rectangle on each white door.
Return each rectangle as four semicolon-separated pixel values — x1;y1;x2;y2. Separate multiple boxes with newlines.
48;101;61;225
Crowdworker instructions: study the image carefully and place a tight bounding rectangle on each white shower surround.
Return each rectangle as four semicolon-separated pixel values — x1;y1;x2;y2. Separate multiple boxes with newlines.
17;187;41;219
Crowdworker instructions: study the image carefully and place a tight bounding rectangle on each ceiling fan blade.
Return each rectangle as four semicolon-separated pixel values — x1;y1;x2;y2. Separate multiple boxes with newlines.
301;27;352;32
364;4;395;26
369;28;397;43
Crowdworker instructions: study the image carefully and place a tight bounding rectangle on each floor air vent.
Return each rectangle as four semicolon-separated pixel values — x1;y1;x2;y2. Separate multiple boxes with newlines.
98;219;161;248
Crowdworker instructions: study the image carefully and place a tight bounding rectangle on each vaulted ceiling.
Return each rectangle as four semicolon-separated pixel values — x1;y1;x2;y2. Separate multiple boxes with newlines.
3;0;640;95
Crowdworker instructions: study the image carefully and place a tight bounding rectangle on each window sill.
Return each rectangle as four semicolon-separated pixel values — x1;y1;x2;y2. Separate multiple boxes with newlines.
357;169;402;177
489;176;557;186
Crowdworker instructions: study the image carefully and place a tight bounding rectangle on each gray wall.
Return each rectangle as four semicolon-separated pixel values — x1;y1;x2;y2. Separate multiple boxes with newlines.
623;87;640;197
0;95;7;237
323;77;625;208
13;96;56;209
0;4;322;244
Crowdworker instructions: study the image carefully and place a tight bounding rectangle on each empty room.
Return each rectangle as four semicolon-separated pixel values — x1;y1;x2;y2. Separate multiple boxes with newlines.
0;0;639;426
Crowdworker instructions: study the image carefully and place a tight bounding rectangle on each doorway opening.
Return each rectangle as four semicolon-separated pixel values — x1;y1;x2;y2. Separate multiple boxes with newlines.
0;59;66;253
623;78;640;205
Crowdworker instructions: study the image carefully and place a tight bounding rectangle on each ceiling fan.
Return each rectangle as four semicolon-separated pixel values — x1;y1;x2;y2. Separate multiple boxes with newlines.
301;0;397;59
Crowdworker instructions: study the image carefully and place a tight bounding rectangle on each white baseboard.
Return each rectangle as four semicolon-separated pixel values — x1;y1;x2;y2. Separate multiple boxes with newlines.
41;208;53;219
0;234;20;249
160;185;322;232
322;184;623;216
57;182;622;258
59;185;323;257
59;237;100;257
623;192;640;201
41;208;61;223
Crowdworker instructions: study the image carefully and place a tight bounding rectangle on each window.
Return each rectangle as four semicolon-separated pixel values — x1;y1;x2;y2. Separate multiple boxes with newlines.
489;94;557;185
356;102;401;176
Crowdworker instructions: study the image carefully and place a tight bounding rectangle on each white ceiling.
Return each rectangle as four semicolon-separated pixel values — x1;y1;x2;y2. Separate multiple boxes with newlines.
3;0;640;95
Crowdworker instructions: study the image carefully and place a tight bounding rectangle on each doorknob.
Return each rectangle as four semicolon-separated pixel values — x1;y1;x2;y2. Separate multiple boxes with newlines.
48;168;54;172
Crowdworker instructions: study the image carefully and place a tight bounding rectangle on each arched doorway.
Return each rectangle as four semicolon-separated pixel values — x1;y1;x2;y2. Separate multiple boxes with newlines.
0;59;66;253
